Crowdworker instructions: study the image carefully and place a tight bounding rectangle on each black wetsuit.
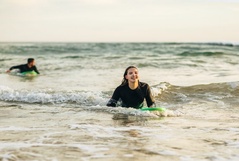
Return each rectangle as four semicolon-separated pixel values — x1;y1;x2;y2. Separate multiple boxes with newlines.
9;64;40;74
107;82;155;109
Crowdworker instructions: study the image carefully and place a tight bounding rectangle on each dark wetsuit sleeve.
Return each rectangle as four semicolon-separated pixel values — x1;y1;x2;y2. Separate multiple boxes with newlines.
9;65;24;71
33;66;40;74
107;87;121;107
145;85;155;107
10;64;40;74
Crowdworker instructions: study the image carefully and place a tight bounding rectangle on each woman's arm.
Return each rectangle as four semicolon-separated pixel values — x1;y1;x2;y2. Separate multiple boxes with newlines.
106;87;121;107
145;85;155;107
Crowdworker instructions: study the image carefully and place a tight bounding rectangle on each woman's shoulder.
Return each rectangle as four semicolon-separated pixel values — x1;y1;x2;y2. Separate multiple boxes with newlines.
113;84;128;94
139;81;149;87
117;84;128;89
114;84;125;90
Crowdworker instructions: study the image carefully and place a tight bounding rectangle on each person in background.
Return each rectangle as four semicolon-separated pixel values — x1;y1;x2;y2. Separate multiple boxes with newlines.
107;66;155;109
6;58;40;74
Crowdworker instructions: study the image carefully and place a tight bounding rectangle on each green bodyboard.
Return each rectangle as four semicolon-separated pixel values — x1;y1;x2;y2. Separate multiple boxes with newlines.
21;71;38;76
140;107;166;111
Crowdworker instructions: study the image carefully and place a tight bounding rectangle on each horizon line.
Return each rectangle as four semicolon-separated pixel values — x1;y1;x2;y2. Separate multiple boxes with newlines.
0;41;238;44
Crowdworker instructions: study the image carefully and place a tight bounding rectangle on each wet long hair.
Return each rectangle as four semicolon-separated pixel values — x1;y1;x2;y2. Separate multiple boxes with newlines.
121;66;138;86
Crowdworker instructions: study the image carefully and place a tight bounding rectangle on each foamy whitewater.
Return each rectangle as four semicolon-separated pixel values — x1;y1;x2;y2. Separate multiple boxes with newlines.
0;42;239;161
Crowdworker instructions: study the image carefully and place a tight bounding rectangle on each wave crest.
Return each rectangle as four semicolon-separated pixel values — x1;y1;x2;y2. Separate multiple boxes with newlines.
0;86;107;106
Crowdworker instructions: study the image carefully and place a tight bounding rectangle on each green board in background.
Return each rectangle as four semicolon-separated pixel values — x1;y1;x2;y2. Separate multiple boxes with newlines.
21;71;38;76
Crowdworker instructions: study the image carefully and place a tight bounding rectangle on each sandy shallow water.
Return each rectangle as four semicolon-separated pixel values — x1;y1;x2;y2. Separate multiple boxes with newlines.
0;102;238;161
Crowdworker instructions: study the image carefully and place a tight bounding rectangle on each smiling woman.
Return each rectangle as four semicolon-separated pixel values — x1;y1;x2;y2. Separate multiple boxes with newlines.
107;66;155;109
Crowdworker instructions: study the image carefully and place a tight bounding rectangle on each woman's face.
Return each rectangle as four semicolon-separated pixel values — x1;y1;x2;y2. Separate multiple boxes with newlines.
125;67;139;83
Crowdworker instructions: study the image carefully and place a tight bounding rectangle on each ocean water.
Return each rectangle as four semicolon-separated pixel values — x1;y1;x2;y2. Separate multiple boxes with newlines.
0;42;239;161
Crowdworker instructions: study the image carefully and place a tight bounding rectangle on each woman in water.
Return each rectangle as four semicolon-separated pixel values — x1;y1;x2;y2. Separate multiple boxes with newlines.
107;66;155;109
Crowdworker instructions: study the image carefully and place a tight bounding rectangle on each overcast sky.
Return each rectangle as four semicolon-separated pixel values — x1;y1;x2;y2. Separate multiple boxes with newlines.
0;0;238;42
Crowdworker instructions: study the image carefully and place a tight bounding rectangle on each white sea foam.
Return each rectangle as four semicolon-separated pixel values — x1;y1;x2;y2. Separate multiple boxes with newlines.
227;81;239;89
0;153;18;161
151;82;169;96
0;85;107;105
0;126;46;131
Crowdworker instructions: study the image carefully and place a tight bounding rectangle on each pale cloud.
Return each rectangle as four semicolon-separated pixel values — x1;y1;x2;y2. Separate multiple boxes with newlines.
1;0;48;6
0;0;239;42
79;0;119;5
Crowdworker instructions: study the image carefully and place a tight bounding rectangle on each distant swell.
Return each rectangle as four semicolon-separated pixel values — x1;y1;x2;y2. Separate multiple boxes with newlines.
179;51;224;56
1;42;238;56
203;42;236;47
153;82;239;106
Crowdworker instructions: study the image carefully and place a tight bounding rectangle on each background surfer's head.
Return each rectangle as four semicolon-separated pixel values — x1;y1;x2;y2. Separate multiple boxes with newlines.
27;58;35;67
